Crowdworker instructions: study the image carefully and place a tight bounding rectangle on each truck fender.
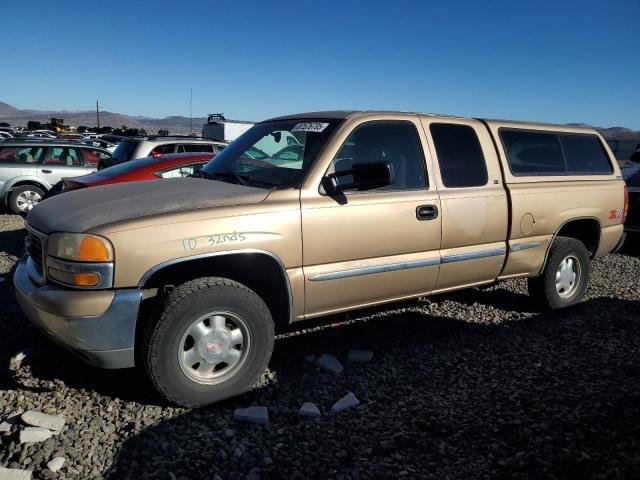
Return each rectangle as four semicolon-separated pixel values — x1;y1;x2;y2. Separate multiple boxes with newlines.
138;248;294;324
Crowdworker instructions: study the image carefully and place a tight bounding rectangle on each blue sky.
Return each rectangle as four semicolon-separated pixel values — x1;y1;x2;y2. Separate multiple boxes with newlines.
1;0;638;128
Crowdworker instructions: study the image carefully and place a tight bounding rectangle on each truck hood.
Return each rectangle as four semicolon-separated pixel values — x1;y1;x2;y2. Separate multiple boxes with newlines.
27;178;271;234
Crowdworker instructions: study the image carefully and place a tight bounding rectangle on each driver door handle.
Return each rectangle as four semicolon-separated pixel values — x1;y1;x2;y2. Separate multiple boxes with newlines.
416;204;438;221
41;169;52;174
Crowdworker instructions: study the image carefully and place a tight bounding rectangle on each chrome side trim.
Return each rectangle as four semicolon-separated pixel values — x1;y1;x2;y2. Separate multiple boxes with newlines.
138;249;294;324
441;247;506;264
509;242;541;253
309;258;440;282
47;256;114;289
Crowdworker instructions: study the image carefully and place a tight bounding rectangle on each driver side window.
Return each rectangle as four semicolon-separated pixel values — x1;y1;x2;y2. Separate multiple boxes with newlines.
330;121;428;190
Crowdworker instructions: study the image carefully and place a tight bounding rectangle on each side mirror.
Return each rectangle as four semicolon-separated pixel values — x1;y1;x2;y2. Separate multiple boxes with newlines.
322;162;392;195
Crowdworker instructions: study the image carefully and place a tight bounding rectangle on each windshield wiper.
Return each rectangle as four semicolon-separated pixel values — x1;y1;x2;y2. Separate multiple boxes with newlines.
200;170;250;186
198;169;279;190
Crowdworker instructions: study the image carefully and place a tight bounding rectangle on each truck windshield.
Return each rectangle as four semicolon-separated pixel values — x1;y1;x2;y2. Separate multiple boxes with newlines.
199;119;342;189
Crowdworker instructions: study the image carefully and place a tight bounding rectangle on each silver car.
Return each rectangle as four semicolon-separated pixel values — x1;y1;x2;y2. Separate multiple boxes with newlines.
0;139;112;214
104;136;227;169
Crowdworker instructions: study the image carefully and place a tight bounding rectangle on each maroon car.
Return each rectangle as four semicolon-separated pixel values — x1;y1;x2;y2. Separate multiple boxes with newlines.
62;153;214;191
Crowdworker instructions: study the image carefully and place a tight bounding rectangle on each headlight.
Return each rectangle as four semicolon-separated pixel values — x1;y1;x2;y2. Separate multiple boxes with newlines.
48;233;114;262
46;233;114;289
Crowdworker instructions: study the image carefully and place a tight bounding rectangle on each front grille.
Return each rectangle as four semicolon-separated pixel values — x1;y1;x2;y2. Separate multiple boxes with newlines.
26;231;44;273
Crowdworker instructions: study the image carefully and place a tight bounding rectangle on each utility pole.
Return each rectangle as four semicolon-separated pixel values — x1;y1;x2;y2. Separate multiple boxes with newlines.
96;100;100;129
189;88;193;135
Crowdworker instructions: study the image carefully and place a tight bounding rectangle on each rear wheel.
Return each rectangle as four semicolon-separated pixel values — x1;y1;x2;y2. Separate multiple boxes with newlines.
9;185;45;214
528;236;590;309
141;277;274;407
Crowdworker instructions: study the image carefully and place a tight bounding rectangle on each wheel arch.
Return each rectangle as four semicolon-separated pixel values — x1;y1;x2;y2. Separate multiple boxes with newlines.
3;178;50;207
538;216;601;274
138;249;293;330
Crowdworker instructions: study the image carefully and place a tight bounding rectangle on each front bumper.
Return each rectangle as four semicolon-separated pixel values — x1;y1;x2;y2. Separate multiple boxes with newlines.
14;255;141;369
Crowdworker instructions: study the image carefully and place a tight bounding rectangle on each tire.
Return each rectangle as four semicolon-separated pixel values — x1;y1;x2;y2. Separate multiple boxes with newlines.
141;277;275;407
9;185;45;215
528;236;591;310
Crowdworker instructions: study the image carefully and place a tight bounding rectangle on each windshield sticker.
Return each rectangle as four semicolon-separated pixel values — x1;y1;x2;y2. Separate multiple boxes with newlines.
292;122;329;133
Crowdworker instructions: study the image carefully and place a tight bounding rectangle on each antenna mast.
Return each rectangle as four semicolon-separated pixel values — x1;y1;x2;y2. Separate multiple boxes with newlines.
189;88;193;135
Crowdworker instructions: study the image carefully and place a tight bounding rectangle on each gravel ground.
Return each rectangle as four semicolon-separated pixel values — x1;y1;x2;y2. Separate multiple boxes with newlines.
1;212;639;480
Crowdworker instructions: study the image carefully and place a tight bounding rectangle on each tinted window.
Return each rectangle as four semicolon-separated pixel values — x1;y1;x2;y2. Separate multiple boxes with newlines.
0;146;45;164
500;130;564;174
430;123;488;187
184;144;214;153
330;121;427;190
501;129;614;175
560;134;613;174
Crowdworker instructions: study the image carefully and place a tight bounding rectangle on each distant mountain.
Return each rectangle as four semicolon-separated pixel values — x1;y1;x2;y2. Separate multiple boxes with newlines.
567;123;640;140
1;101;638;139
0;101;216;134
0;101;21;117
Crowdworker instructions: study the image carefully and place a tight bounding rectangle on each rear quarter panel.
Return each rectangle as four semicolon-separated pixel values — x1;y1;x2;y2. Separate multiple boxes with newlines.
483;121;625;277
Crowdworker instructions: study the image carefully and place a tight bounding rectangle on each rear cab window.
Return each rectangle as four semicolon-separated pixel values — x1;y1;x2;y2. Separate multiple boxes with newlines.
499;129;613;176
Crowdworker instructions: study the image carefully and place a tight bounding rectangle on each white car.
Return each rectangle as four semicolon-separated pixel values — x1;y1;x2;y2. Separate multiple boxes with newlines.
26;130;58;138
0;131;14;141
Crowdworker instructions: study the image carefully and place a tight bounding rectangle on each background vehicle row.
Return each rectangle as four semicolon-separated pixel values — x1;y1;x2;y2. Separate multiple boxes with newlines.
0;139;112;213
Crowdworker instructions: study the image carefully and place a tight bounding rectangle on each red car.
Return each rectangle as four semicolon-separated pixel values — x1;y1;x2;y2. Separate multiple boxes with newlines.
62;153;214;191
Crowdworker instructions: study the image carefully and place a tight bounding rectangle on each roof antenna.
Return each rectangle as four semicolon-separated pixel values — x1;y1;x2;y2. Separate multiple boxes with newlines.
189;87;193;136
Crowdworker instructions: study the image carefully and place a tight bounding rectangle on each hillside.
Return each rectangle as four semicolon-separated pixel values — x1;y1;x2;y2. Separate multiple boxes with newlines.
0;102;211;134
0;101;638;139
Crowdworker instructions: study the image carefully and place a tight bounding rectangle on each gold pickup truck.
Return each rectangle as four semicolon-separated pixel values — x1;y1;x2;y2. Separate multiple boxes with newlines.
15;111;628;407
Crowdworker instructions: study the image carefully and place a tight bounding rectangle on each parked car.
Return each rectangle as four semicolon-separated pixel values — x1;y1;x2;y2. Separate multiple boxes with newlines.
625;170;640;234
621;146;640;181
0;131;14;141
24;130;57;138
15;111;627;407
0;139;112;213
103;136;226;169
81;138;118;153
62;153;214;191
58;133;85;140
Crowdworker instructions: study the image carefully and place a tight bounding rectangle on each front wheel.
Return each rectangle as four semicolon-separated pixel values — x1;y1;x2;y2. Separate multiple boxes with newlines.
528;236;591;309
9;185;45;214
141;277;274;407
